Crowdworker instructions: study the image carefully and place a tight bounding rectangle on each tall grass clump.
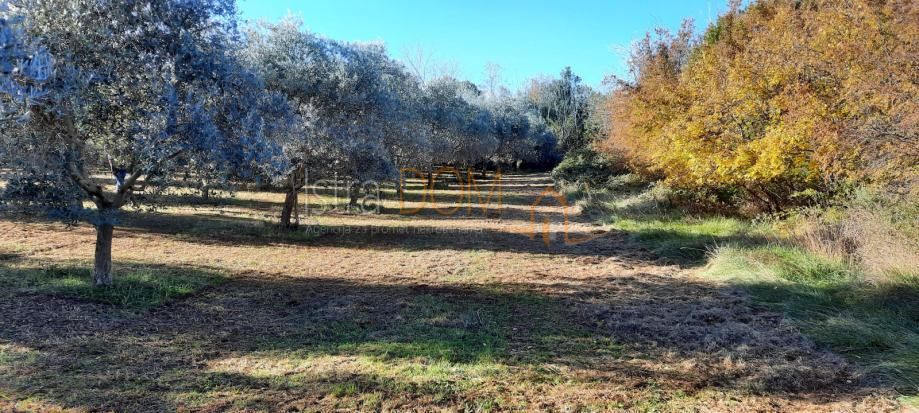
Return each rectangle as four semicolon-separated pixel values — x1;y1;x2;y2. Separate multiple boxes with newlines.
785;191;919;281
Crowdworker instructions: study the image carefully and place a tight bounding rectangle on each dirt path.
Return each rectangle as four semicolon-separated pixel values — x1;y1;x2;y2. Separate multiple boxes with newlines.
0;173;901;411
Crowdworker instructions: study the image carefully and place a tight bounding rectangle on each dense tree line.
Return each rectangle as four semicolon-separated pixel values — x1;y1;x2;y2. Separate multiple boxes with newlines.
600;0;918;210
0;1;563;285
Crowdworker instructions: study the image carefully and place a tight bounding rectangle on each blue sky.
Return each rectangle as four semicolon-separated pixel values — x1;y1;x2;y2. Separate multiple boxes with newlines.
238;1;729;91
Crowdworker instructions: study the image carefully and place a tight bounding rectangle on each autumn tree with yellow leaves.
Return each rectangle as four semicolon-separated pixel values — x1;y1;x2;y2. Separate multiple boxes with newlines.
601;0;918;210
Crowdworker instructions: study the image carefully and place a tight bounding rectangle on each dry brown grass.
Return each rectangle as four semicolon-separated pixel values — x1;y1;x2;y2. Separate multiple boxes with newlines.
792;197;919;281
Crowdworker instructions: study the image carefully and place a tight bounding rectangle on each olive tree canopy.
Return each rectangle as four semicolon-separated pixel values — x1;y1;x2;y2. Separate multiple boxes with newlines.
0;0;291;285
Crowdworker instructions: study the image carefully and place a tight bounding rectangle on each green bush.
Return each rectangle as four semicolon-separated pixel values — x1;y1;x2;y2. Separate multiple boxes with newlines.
551;147;627;186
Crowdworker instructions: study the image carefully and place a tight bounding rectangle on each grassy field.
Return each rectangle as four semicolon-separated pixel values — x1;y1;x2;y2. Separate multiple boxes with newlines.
0;174;912;411
574;178;919;408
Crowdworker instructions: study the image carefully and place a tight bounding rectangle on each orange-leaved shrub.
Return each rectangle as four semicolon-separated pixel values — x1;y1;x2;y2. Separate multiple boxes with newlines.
600;0;918;210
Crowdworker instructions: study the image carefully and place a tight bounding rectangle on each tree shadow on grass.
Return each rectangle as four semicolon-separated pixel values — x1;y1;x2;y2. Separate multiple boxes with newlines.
107;209;629;259
735;278;919;394
119;209;764;268
5;207;749;279
622;228;770;267
150;183;555;223
0;261;876;411
0;261;225;312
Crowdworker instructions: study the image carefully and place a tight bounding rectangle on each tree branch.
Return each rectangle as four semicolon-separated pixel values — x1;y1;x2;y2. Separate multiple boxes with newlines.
57;114;112;208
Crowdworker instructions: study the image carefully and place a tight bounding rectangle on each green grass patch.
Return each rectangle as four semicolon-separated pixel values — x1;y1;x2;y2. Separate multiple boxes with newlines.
570;179;769;265
0;262;224;310
707;244;919;393
227;288;620;404
900;395;919;409
613;215;760;264
609;211;919;395
270;292;516;365
576;178;919;396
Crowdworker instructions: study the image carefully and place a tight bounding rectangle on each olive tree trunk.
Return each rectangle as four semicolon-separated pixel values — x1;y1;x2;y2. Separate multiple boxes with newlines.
280;187;298;229
349;182;361;207
279;166;306;229
93;223;114;286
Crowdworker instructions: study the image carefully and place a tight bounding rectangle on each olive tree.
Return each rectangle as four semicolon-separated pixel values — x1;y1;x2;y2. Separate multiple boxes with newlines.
246;21;433;224
423;78;498;173
0;0;289;286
